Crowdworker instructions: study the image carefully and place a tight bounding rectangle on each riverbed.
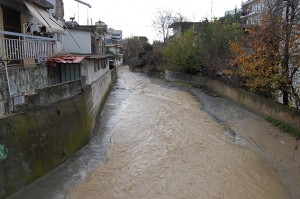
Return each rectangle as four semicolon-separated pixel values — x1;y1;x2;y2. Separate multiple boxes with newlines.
8;66;298;199
67;66;291;199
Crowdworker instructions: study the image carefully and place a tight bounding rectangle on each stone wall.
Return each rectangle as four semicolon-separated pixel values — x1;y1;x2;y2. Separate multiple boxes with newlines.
0;69;115;198
165;70;300;130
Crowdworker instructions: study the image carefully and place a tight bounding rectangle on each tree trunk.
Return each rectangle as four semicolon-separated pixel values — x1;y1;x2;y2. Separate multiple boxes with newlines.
282;88;289;105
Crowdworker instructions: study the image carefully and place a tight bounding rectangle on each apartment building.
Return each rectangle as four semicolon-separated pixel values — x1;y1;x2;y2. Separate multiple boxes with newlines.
240;0;264;27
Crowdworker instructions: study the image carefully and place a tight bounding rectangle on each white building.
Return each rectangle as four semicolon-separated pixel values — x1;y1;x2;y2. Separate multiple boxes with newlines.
62;26;92;54
240;0;264;26
106;28;123;67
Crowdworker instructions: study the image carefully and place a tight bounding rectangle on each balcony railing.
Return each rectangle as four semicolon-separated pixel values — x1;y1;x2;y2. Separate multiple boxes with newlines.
0;31;55;63
0;38;54;61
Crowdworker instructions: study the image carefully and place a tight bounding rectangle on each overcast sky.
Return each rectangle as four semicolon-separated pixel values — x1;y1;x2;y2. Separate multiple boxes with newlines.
63;0;243;42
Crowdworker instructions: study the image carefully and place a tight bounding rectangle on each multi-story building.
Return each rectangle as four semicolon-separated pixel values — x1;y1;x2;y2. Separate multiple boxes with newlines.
240;0;264;28
106;28;123;67
106;28;122;45
0;1;114;198
0;0;65;114
0;0;111;115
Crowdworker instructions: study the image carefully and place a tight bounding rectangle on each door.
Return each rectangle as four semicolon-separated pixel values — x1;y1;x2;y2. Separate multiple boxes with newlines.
2;6;22;64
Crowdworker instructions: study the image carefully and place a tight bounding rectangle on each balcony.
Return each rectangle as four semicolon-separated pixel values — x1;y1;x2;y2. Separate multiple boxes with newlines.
241;11;258;18
242;0;255;7
0;31;55;65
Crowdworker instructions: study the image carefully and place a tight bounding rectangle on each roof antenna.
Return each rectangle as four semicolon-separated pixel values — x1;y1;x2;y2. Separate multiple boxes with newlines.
211;0;213;20
70;16;75;27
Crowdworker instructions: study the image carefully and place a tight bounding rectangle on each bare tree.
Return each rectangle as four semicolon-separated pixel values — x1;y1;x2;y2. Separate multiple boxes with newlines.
152;9;186;42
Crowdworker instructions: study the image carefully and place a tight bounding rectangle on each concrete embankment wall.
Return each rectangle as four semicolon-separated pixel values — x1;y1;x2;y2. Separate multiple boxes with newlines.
0;66;48;115
0;68;116;199
165;70;300;130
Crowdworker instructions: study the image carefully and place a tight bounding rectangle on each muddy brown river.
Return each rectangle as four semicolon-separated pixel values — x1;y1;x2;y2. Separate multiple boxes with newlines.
66;66;290;199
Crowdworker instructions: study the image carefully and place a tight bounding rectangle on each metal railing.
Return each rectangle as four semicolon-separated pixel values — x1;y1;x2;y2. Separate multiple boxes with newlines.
0;30;55;62
0;38;54;61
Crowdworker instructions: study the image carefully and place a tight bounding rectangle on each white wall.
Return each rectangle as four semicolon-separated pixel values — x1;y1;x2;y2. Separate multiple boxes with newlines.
62;29;91;54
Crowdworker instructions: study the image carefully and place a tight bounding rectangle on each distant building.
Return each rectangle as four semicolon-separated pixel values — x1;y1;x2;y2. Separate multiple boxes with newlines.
225;8;242;16
106;28;122;45
169;22;202;37
240;0;264;28
106;28;124;67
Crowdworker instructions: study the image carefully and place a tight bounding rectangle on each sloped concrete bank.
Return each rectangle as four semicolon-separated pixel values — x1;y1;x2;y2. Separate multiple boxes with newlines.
165;70;300;131
0;68;116;199
164;70;300;198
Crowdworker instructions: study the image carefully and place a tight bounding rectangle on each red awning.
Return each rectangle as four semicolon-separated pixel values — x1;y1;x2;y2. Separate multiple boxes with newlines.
47;55;85;67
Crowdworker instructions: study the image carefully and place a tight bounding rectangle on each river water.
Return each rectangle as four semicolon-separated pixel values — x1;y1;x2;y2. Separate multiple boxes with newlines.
66;66;290;199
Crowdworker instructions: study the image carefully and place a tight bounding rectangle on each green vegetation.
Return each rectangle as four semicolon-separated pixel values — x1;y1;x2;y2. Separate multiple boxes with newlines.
194;18;241;77
265;116;300;137
162;30;199;74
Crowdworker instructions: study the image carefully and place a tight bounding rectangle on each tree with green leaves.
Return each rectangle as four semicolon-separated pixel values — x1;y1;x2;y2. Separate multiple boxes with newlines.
194;18;242;78
162;30;199;74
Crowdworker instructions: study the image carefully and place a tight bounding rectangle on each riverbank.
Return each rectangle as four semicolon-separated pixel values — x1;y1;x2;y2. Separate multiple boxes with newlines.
7;66;299;198
151;77;300;198
191;86;300;197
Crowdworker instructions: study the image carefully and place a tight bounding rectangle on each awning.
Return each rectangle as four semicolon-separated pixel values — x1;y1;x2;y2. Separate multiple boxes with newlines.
47;55;85;67
25;1;65;34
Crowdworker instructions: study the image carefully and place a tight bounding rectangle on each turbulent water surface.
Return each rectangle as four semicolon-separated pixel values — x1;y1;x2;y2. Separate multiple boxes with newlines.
67;66;289;199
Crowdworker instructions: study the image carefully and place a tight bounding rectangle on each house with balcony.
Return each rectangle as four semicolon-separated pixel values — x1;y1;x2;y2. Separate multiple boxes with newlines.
0;0;65;115
0;0;113;116
240;0;264;29
0;1;116;198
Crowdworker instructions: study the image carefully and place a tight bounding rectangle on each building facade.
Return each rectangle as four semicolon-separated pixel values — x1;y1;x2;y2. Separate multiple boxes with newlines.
240;0;264;27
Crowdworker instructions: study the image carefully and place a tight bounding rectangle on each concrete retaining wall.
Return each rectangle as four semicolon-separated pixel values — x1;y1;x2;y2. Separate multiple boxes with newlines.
165;70;300;130
0;69;115;198
0;66;48;115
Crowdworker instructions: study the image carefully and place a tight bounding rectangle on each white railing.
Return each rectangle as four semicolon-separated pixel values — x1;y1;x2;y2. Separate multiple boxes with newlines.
0;30;56;63
0;38;54;61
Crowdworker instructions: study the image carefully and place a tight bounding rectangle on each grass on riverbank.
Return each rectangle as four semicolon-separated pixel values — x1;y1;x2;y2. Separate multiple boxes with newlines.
265;116;300;138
